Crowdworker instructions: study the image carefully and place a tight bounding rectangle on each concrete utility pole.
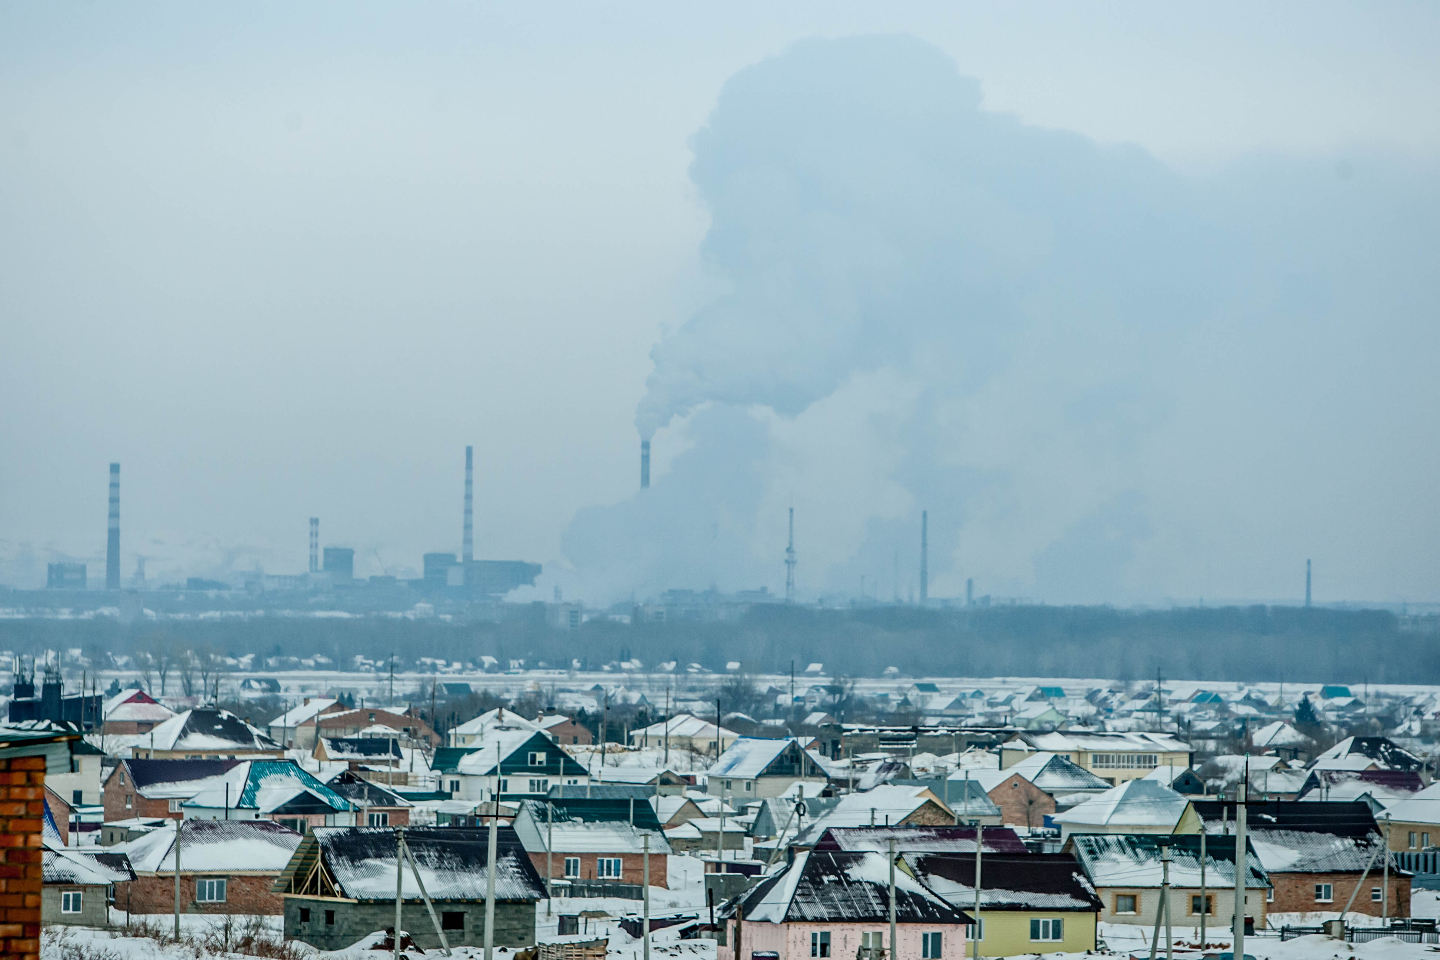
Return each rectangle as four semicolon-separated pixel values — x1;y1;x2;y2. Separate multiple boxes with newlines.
972;821;984;960
888;838;897;960
664;686;671;768
394;829;404;960
1199;829;1207;947
484;805;498;960
546;802;554;917
1232;781;1247;960
173;820;182;940
1383;813;1391;918
643;833;652;960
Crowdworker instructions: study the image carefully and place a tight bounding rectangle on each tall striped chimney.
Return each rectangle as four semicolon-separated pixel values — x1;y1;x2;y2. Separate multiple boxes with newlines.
640;440;650;490
463;445;474;565
309;518;319;573
106;463;120;590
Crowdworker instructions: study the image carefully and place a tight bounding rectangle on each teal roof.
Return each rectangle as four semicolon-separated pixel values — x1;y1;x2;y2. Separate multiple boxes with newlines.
432;746;478;774
1321;685;1353;699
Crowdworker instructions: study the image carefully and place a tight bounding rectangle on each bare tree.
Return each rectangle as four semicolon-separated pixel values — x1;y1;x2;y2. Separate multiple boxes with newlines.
153;642;173;697
179;652;197;698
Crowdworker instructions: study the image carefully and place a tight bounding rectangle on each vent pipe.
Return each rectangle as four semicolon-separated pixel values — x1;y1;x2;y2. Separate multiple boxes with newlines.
463;445;474;565
106;463;120;590
640;440;651;490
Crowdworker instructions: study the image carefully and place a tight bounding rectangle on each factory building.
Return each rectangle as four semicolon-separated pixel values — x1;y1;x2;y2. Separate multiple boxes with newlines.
46;563;87;590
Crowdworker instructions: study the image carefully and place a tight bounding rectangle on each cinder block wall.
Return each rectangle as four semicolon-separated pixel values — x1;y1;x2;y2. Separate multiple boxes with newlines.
0;755;46;960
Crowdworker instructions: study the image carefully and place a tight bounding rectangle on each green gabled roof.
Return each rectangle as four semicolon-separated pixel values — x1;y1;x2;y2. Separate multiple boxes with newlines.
240;760;351;812
432;746;479;774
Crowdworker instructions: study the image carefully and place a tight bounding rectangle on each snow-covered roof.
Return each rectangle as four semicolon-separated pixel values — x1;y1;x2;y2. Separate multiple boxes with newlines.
510;799;671;854
815;825;1028;855
721;850;971;925
1251;721;1310;749
630;714;738;742
451;707;545;739
184;760;351;814
294;826;548;902
709;737;825;781
101;689;175;724
456;729;552;775
269;698;340;730
1315;737;1425;771
1068;833;1269;890
793;785;943;845
1011;730;1191;754
121;758;243;799
1374;781;1440;825
1051;779;1191;828
142;708;280;753
907;852;1102;911
1001;752;1114;792
43;846;134;886
119;819;301;874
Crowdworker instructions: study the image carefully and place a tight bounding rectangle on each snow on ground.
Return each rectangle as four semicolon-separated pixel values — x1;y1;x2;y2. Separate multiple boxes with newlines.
1409;890;1440;920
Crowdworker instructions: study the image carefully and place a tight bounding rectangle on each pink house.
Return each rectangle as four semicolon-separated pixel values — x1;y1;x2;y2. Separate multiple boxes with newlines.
717;850;972;960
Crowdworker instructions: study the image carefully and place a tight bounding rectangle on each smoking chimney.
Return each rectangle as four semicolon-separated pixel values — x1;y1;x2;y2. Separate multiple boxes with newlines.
640;440;651;489
919;509;928;603
463;445;474;565
106;463;120;590
1305;558;1312;608
784;506;797;603
309;518;319;573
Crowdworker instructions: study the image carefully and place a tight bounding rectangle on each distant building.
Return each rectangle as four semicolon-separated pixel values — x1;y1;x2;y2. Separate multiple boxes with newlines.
322;547;354;580
8;666;105;730
46;563;86;589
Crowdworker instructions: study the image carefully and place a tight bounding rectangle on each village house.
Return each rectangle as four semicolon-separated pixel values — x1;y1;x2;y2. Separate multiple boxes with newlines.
42;843;133;928
325;770;412;827
45;737;105;808
448;706;546;748
1001;731;1193;785
995;751;1114;806
793;785;956;847
179;759;355;833
961;768;1056;828
707;737;830;799
905;852;1103;954
99;688;175;736
129;708;285;760
1051;779;1200;840
312;736;408;782
115;819;302;915
267;698;347;750
1066;833;1271;929
314;706;439;748
452;729;590;801
629;714;740;756
813;825;1030;856
273;825;548;951
102;758;241;822
1367;781;1440;851
511;796;671;888
1296;769;1424;806
539;713;592;745
716;849;972;960
651;794;707;828
1195;798;1410;918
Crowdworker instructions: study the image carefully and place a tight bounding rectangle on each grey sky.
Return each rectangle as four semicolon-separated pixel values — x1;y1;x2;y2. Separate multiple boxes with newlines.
2;3;1437;604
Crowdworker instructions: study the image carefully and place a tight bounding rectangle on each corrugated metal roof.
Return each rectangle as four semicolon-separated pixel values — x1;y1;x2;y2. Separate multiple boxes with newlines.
308;825;548;902
723;850;972;925
907;852;1102;911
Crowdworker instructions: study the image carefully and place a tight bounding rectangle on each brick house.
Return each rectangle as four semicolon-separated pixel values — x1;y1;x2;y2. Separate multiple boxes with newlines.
511;797;671;889
99;688;175;736
0;726;80;960
324;771;412;827
715;849;972;960
1195;799;1411;918
793;784;959;846
539;713;593;746
181;760;356;834
113;819;301;915
315;707;439;748
103;758;242;822
966;770;1056;828
267;698;347;750
129;708;284;760
274;826;548;951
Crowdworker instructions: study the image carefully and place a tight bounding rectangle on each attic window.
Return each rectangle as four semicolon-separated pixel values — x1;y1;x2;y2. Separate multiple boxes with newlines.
369;713;376;721
528;751;546;767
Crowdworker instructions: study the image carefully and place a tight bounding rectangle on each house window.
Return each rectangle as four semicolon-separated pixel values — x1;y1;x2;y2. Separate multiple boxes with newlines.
1425;833;1432;848
119;770;125;785
724;780;733;791
744;782;752;792
811;932;831;957
529;779;548;794
1030;918;1063;942
442;911;465;930
1115;894;1138;914
1190;895;1212;915
325;910;335;926
450;780;460;793
922;932;943;959
1372;887;1383;902
1315;884;1334;903
169;799;182;813
368;812;389;826
300;908;311;923
1267;887;1274;903
598;858;623;879
1090;753;1158;770
1411;832;1418;850
369;713;376;721
61;891;83;914
73;789;84;805
964;920;984;941
196;878;227;903
529;751;547;766
564;857;581;878
498;779;509;794
125;796;132;809
861;933;883;950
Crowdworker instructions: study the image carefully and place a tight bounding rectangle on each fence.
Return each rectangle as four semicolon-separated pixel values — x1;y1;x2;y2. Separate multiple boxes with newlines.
551;879;644;900
1279;922;1440;945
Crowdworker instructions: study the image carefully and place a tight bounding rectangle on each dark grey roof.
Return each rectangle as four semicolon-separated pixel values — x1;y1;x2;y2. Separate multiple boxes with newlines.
124;758;241;790
325;770;412;807
321;737;403;760
300;826;547;902
721;850;972;924
908;853;1102;912
815;826;1028;854
549;784;657;800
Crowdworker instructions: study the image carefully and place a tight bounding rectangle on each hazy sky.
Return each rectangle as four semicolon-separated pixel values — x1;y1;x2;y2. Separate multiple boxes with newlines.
2;3;1438;605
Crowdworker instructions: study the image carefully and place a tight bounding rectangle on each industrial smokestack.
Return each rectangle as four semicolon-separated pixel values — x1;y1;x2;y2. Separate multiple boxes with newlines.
463;445;474;565
1305;558;1312;608
640;440;651;489
106;463;120;590
309;518;319;573
919;509;928;603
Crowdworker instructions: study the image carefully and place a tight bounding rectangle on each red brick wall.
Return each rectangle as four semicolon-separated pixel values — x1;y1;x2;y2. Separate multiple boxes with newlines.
45;787;72;846
900;801;954;827
1270;872;1411;917
0;756;46;960
103;785;178;824
986;774;1055;828
118;874;285;915
545;720;593;746
102;721;159;736
526;851;669;889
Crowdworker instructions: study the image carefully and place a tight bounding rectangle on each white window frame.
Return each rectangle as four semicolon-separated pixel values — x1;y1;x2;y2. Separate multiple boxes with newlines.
196;878;227;903
498;779;509;794
168;799;182;813
1089;753;1158;770
125;796;132;809
1315;883;1334;903
1372;887;1383;902
1030;917;1063;942
564;857;581;878
861;932;883;950
61;890;83;914
449;780;460;793
811;932;831;958
528;751;547;767
965;919;984;941
1115;894;1138;915
529;779;548;794
597;857;623;879
922;932;943;959
368;811;389;826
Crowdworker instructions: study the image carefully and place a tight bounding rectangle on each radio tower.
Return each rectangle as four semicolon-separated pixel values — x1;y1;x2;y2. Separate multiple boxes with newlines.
784;506;797;603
